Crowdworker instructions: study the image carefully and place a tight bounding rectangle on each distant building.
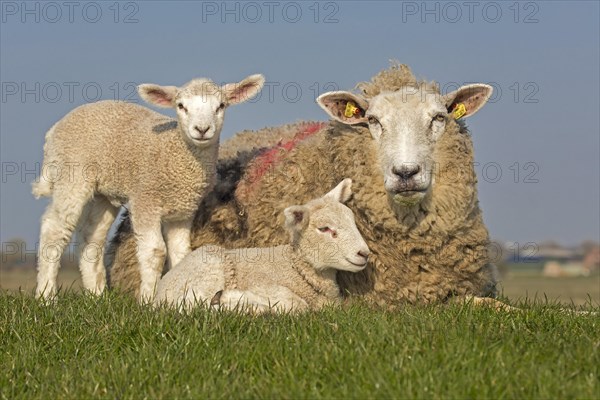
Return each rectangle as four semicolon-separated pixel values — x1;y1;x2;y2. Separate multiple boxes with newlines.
582;245;600;274
494;240;600;277
543;261;588;277
541;244;599;278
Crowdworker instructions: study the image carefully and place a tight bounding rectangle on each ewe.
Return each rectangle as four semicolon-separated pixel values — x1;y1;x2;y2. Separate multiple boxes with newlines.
109;63;499;307
33;74;265;301
154;179;370;312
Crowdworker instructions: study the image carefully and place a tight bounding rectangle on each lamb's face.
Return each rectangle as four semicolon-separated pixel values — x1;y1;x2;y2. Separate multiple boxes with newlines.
305;201;370;272
284;179;370;273
317;84;492;208
174;84;226;145
138;74;265;147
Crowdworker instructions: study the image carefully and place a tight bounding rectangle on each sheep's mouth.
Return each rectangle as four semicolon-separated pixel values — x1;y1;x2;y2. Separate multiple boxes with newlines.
395;189;428;197
386;179;429;197
390;188;428;207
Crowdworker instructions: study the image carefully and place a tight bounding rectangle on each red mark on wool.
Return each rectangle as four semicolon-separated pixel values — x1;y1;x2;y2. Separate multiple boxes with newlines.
246;122;326;185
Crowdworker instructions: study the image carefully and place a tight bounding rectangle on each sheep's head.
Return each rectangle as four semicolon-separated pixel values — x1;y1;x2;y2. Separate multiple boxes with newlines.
138;74;265;146
317;83;492;207
283;179;370;272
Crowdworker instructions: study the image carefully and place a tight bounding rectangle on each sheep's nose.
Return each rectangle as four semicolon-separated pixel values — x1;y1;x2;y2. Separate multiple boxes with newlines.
357;249;370;260
392;164;421;181
194;126;209;136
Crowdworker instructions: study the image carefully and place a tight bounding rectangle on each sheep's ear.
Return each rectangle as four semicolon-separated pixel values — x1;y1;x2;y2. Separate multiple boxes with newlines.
222;74;265;105
138;84;179;108
284;205;310;232
444;84;493;119
317;91;369;125
324;178;353;203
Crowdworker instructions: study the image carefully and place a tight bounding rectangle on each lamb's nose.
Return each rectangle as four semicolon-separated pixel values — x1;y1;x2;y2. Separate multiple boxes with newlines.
392;164;421;180
194;126;209;136
357;250;370;260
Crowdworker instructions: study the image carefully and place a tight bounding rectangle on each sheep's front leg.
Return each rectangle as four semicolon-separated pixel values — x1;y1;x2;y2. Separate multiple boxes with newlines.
163;219;192;270
457;295;517;312
131;214;166;303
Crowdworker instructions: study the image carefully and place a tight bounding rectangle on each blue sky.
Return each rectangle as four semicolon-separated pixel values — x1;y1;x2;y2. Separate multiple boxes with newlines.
1;1;599;247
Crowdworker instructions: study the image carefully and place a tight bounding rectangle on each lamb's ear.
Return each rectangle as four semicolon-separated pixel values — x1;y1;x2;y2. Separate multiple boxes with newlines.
324;178;353;203
222;74;265;105
284;205;310;233
444;84;493;119
317;91;368;125
138;84;179;108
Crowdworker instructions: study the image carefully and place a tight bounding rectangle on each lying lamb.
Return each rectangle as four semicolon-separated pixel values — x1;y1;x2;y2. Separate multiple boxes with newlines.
33;74;265;301
154;179;370;313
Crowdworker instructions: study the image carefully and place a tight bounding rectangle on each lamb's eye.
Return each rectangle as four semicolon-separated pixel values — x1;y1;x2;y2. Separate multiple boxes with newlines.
178;103;186;112
433;114;445;122
218;103;225;110
367;116;379;125
318;227;338;238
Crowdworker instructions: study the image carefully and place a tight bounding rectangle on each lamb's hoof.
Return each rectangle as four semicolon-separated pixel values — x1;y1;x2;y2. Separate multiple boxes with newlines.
35;288;58;304
210;290;223;306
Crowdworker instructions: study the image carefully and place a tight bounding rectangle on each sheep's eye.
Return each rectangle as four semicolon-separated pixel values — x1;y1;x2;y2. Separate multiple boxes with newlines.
178;103;186;111
367;116;379;125
218;103;225;110
433;113;445;122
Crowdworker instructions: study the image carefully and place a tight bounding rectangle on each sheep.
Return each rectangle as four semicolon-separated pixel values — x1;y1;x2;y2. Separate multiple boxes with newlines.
33;74;265;301
154;178;370;312
108;62;499;308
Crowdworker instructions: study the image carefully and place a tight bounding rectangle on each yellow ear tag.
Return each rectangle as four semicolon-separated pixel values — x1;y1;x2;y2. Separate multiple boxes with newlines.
344;101;360;118
452;103;467;120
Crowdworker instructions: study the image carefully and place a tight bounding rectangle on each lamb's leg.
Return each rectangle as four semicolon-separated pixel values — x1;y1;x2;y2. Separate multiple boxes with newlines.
218;289;273;313
218;286;308;313
131;214;166;303
163;219;192;270
76;196;119;295
36;195;89;299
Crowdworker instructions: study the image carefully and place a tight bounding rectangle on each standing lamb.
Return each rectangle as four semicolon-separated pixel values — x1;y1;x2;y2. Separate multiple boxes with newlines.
109;63;499;307
154;179;370;312
33;74;265;301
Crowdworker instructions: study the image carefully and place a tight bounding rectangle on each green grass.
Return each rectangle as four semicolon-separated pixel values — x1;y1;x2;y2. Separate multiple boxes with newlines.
1;292;598;399
499;273;600;306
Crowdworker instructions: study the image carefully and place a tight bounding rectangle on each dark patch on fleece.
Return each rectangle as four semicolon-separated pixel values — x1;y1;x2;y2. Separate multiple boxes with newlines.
152;120;178;134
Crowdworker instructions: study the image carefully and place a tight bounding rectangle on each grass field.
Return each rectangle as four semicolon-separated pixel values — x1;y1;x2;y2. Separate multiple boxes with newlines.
2;267;599;398
1;292;598;399
3;266;599;305
499;273;600;307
